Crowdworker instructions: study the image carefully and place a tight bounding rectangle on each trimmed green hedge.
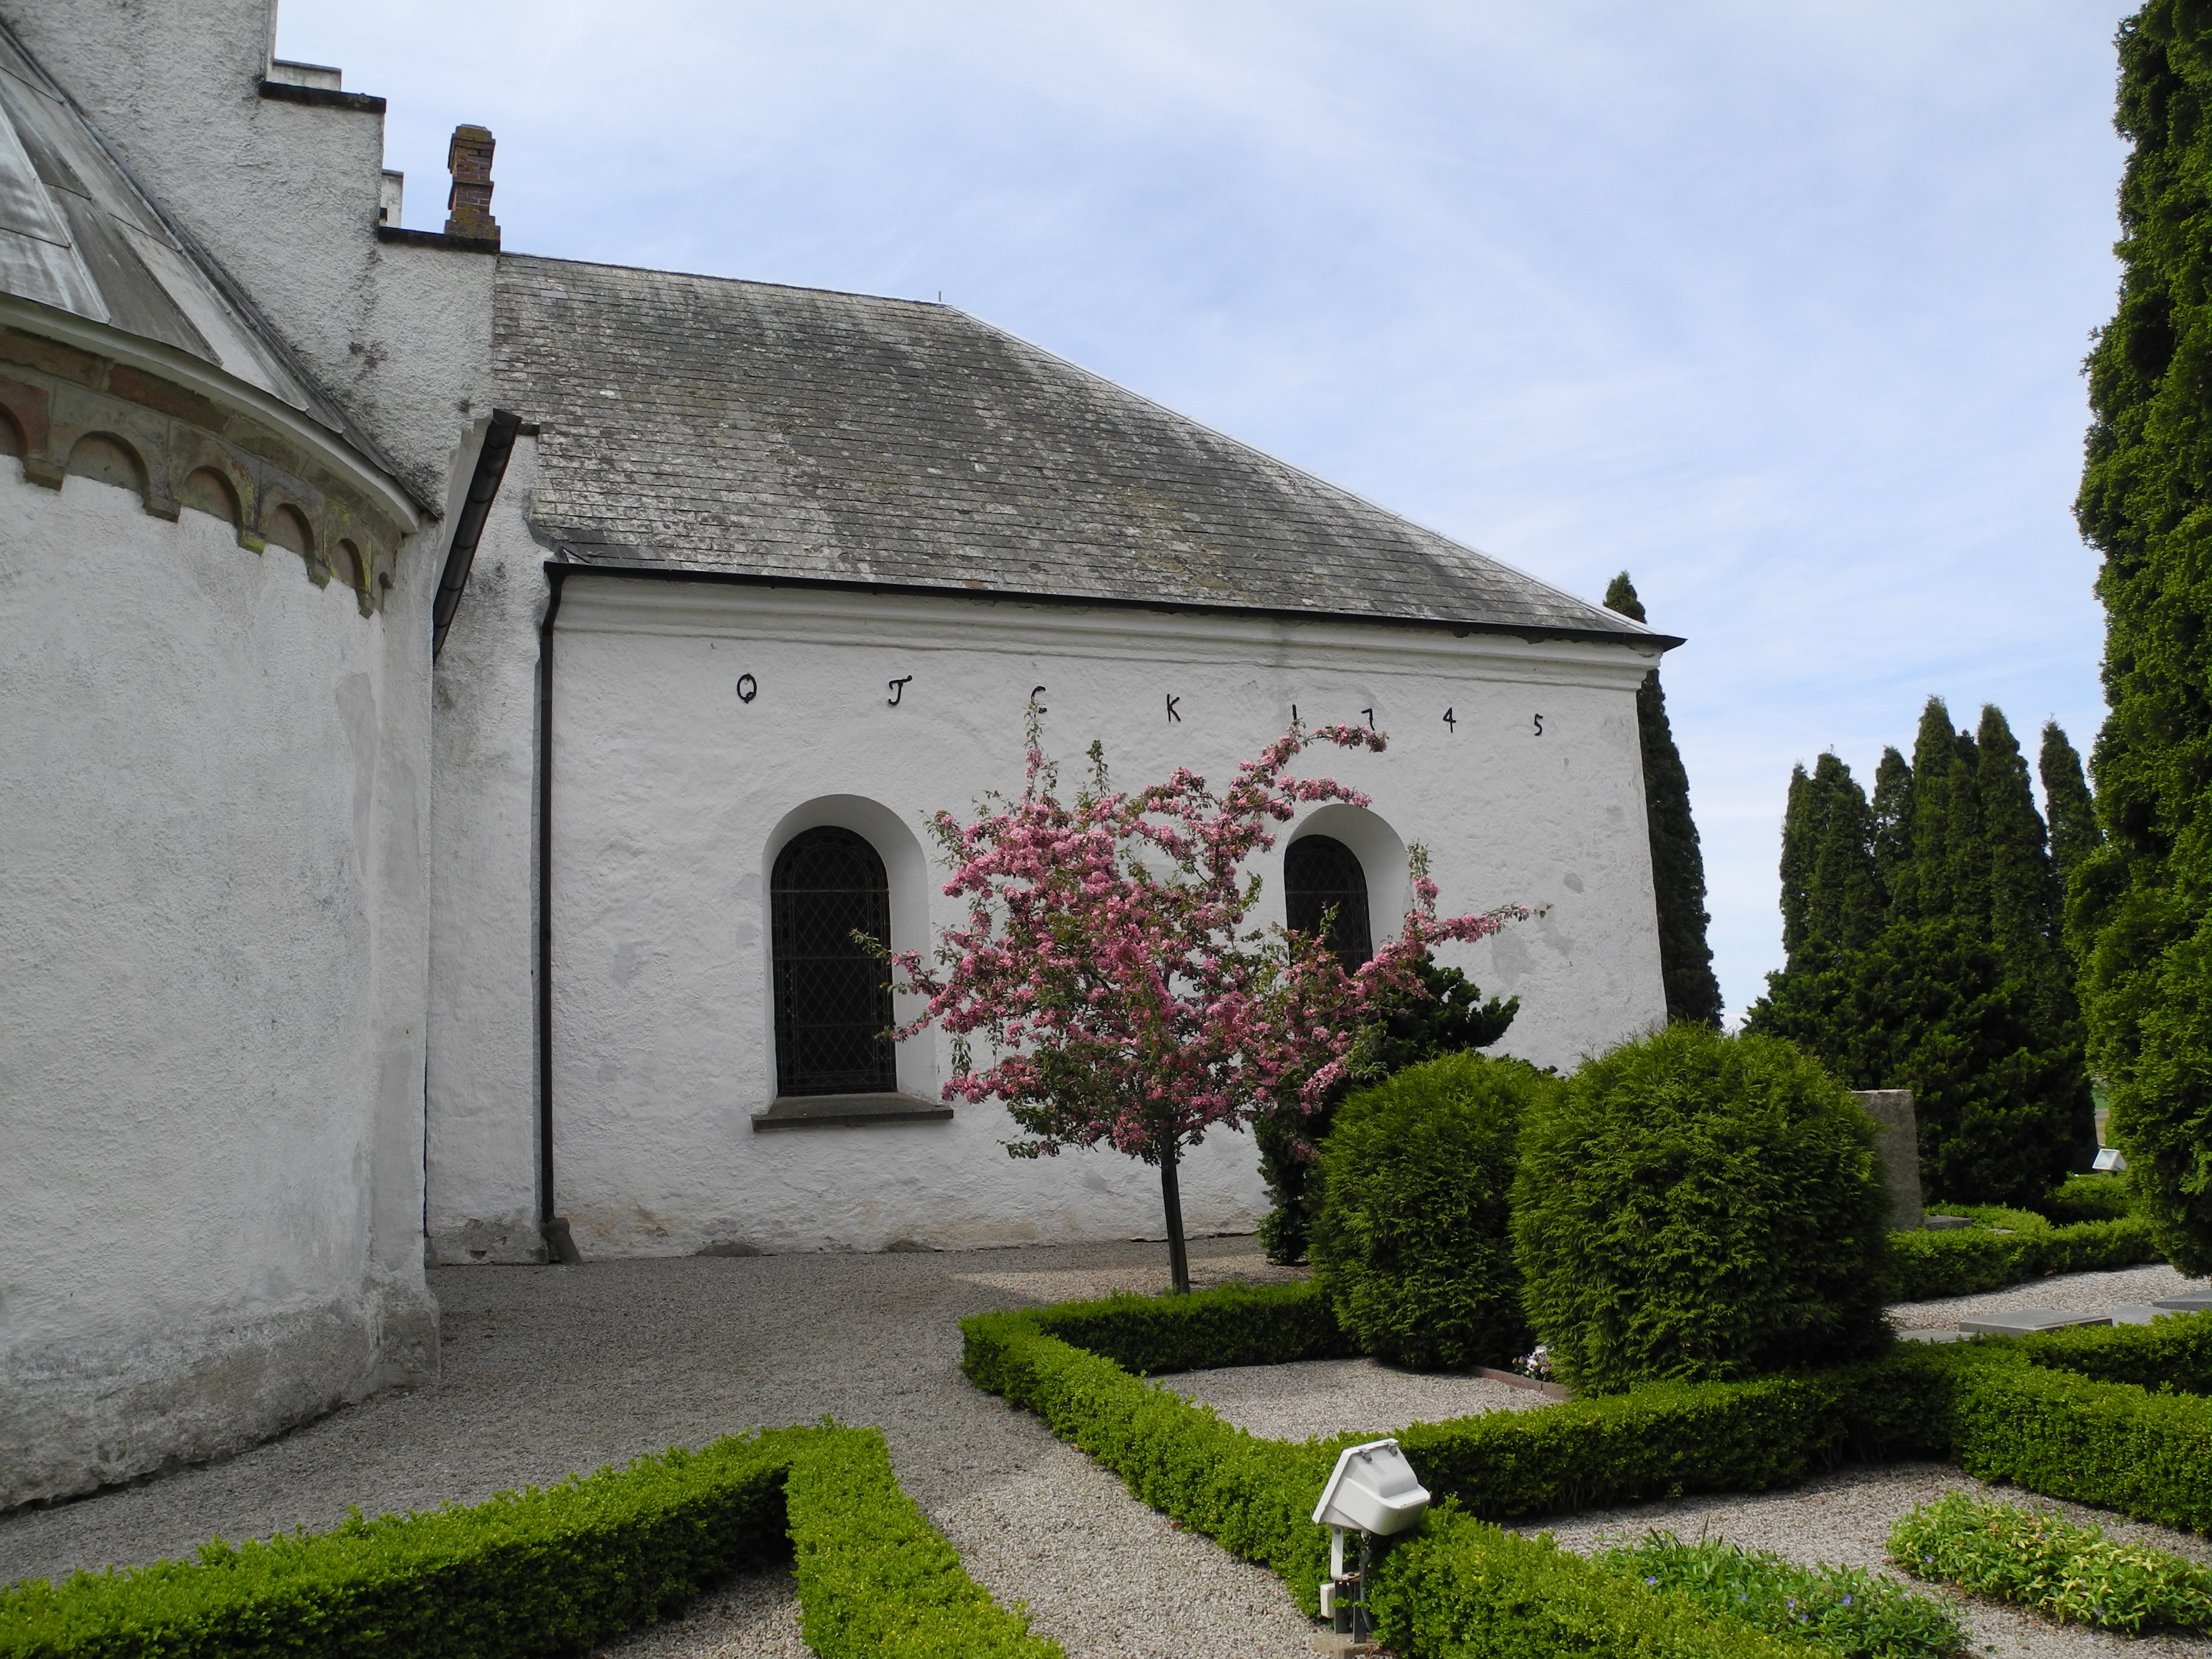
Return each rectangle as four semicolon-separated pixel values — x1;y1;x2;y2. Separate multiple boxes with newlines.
786;1428;1060;1658
1310;1053;1544;1371
962;1301;1840;1655
0;1426;1059;1659
1945;1346;2212;1535
1022;1279;1353;1375
2035;1173;2137;1226
2014;1309;2212;1395
965;1283;2211;1612
963;1298;1339;1612
1883;1213;2162;1301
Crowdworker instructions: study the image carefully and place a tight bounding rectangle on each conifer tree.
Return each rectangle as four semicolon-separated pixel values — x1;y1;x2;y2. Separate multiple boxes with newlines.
1778;752;1879;965
2070;1;2212;1275
2038;722;2101;976
1976;706;2062;993
1809;755;1882;953
1779;762;1817;960
2038;722;2100;893
1604;573;1723;1025
1943;725;1988;931
1870;746;1915;910
1753;699;2083;1206
1899;699;1962;919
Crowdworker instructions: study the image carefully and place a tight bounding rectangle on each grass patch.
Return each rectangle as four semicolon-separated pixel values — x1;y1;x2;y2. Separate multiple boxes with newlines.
1595;1531;1967;1659
1892;1493;2212;1635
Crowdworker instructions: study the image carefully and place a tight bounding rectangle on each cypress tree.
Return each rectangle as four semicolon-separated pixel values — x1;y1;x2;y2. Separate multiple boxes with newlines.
1943;725;1988;931
1604;573;1723;1025
1753;918;2080;1205
1752;700;2085;1206
1798;753;1880;958
1977;706;2062;996
2039;722;2100;892
1900;699;1960;919
1870;746;1915;911
2039;722;2102;973
2071;2;2212;1275
1779;762;1817;960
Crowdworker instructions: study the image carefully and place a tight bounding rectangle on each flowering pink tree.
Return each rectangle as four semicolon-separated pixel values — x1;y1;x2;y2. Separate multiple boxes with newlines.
890;711;1527;1293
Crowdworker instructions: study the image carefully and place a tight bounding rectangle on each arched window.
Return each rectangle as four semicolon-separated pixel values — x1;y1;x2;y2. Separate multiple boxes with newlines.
1285;834;1372;972
771;826;897;1096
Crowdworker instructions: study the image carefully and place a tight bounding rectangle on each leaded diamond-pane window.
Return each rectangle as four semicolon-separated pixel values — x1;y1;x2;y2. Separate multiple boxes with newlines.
1284;834;1372;973
771;826;897;1096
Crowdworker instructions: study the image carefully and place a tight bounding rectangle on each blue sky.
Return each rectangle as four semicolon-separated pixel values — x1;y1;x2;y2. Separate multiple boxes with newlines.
281;1;2136;1021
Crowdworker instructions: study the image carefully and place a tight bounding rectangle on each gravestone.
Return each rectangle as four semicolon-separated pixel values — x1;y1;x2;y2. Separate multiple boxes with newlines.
1959;1310;2111;1336
2153;1293;2212;1313
2108;1305;2168;1325
1852;1089;1923;1230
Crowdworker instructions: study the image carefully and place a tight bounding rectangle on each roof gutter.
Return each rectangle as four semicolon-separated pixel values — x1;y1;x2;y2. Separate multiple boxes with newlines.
531;557;1683;653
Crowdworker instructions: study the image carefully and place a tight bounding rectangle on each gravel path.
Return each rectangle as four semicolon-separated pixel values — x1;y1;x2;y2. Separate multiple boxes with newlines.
1170;1356;1548;1441
1526;1461;2212;1659
5;1250;2204;1658
1886;1262;2204;1330
0;1239;1316;1659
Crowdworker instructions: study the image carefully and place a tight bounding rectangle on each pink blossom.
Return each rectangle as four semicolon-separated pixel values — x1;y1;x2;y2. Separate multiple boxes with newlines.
887;717;1527;1188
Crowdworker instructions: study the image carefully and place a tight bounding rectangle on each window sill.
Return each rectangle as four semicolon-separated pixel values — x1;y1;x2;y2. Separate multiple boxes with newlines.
751;1093;954;1131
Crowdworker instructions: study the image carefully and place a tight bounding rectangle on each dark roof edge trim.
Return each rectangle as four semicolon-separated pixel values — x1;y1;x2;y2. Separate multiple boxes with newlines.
256;79;387;115
539;558;1684;653
377;226;501;255
432;409;523;660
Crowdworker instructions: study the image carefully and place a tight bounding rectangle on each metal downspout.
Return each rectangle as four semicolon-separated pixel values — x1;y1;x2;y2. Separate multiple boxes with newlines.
537;562;581;1264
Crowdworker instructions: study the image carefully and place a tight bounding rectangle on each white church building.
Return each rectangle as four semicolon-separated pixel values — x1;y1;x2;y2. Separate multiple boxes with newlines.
0;0;1675;1507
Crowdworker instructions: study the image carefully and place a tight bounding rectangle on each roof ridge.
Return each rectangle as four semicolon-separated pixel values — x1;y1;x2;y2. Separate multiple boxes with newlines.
501;249;942;311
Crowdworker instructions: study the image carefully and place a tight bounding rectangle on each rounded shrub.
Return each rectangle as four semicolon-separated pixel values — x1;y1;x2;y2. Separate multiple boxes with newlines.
1511;1024;1890;1394
1308;1051;1551;1370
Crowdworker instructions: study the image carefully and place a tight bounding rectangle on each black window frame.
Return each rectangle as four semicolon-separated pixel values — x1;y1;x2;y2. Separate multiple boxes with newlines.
1284;833;1373;973
769;825;899;1097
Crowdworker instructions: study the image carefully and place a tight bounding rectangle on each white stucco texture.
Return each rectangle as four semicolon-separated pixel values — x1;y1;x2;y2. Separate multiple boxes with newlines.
424;438;548;1264
0;466;436;1507
496;577;1664;1258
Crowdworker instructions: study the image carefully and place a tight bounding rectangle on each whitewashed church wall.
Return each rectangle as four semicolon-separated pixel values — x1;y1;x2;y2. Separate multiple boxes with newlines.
0;464;437;1507
426;440;550;1264
528;578;1665;1258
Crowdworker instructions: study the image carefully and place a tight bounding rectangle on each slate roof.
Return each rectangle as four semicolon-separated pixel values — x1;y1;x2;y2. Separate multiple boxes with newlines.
0;18;350;434
495;254;1664;645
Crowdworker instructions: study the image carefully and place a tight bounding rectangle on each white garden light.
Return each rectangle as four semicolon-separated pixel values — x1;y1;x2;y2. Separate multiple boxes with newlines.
1312;1438;1430;1650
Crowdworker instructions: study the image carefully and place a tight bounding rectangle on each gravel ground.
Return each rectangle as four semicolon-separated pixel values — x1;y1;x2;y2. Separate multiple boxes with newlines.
1886;1264;2205;1331
598;1566;810;1659
0;1238;1317;1659
1170;1356;1548;1441
1526;1461;2212;1659
5;1250;2204;1658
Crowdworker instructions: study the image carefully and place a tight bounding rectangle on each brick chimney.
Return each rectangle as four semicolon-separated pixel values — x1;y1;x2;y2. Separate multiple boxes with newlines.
444;124;500;246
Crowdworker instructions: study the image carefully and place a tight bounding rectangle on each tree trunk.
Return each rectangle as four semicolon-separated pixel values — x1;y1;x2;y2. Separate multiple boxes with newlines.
1159;1145;1191;1295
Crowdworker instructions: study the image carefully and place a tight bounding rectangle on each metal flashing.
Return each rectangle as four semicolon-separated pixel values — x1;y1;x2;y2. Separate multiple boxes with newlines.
255;79;387;116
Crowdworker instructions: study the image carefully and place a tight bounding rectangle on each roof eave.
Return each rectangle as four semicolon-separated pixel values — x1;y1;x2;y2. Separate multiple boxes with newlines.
538;556;1683;654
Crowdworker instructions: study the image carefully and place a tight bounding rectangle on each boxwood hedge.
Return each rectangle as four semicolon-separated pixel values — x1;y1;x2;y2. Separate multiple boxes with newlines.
1884;1211;2162;1301
961;1281;2212;1655
0;1425;1059;1659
